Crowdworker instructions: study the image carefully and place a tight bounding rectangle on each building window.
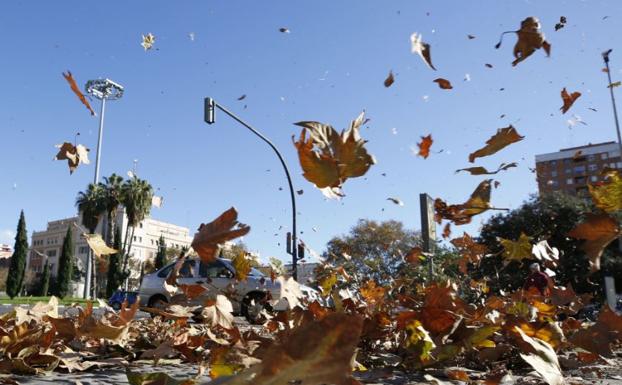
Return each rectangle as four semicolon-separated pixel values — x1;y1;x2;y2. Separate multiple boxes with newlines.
565;168;571;174
133;236;137;241
588;164;598;172
551;171;558;177
551;180;559;187
574;165;586;174
610;151;621;158
602;153;609;160
139;223;143;228
550;160;557;166
618;162;622;168
574;176;586;184
591;175;598;182
566;178;573;185
587;154;596;161
610;162;617;169
46;250;57;257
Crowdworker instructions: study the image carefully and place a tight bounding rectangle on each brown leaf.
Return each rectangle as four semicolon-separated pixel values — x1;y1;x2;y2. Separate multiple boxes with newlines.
554;16;567;31
515;327;564;385
62;71;95;116
410;32;436;70
433;78;452;89
435;179;493;225
54;142;91;174
404;247;424;265
567;213;620;272
496;17;551;66
456;162;518;175
191;207;250;264
442;223;451;239
417;134;433;159
468;125;524;163
293;112;375;196
384;70;395;87
485;63;494;68
560;88;581;114
201;295;234;329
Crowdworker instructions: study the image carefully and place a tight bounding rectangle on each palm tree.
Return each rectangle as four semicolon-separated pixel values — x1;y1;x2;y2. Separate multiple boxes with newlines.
76;183;105;297
101;173;124;245
121;176;153;272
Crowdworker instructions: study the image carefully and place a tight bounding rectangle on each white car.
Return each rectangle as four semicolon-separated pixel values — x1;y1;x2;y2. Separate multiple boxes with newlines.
139;257;319;323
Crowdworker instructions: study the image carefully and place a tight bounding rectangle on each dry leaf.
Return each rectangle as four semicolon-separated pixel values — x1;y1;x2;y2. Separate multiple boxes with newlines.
608;81;621;89
560;88;581;114
54;142;91;174
384;70;395;87
232;252;252;281
293;112;375;196
417;134;433;159
435;179;493;225
442;223;451;239
410;32;436;70
237;94;246;101
404;247;424;265
567;213;620;272
588;169;622;212
554;16;567;31
62;71;95;116
201;295;234;329
456;162;517;175
82;233;117;257
279;28;290;33
191;207;250;264
386;197;404;206
495;17;551;66
469;125;524;163
499;232;533;262
433;78;453;89
141;33;155;51
515;327;564;385
126;368;196;385
467;34;476;39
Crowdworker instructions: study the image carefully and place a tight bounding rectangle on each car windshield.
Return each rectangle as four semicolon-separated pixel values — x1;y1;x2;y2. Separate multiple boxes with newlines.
220;259;264;277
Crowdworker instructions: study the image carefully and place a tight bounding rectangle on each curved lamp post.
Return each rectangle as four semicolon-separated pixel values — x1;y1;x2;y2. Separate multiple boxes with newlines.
204;98;300;280
82;78;124;298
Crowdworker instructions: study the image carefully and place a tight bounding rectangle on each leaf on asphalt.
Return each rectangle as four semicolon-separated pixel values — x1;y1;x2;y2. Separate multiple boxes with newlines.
384;70;395;87
499;232;533;262
82;233;117;257
417;134;433;159
560;88;581;114
54;142;91;174
469;125;524;163
126;368;196;385
209;346;244;379
456;162;517;175
588;169;622;212
567;213;620;272
515;327;564;385
495;17;551;66
201;295;234;330
410;32;436;70
435;179;493;225
191;207;250;264
293;112;376;196
141;33;156;51
62;71;95;116
433;78;453;89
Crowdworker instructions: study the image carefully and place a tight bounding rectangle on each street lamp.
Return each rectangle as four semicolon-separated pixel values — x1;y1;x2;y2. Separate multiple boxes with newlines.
204;97;300;280
82;78;124;298
602;50;622;157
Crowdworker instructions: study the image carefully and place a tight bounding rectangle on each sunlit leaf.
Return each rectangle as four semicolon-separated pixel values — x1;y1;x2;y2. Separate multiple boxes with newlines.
469;125;524;163
433;78;452;89
499;232;533;262
560;88;581;114
191;207;250;264
588;169;622;212
435;179;493;225
54;142;90;174
232;252;252;281
495;17;551;66
82;233;117;258
410;32;436;70
567;213;620;272
62;71;95;116
384;70;395;87
417;135;433;159
456;162;517;175
141;33;156;51
515;327;564;385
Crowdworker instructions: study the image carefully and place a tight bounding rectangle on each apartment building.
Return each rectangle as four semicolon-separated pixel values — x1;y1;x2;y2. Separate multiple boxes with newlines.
28;209;192;277
535;141;622;196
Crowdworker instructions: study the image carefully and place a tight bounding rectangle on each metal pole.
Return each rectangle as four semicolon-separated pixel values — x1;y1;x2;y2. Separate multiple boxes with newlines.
603;50;622;156
83;97;106;299
212;101;299;280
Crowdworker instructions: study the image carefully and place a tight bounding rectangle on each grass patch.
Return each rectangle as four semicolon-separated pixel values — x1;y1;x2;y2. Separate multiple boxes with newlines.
0;296;99;306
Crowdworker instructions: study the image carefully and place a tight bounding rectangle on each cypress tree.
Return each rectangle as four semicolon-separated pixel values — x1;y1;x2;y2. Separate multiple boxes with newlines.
40;261;50;296
106;227;123;297
6;211;28;299
55;227;74;298
154;235;167;270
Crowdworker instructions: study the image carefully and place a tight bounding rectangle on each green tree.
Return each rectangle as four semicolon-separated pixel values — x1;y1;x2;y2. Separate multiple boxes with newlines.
476;192;622;299
154;235;168;270
76;183;105;297
323;219;421;284
101;173;124;245
55;227;74;298
40;261;50;297
6;210;28;299
106;227;124;297
121;176;153;273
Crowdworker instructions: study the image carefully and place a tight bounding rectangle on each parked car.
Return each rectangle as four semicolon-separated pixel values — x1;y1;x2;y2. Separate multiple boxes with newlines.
139;257;320;323
108;290;139;310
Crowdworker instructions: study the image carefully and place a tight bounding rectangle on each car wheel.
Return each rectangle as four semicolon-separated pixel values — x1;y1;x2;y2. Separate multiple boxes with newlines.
147;295;168;318
242;292;271;325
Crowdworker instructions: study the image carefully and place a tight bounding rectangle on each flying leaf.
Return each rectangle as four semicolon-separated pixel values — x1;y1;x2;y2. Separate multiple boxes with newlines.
82;233;117;257
386;197;404;206
515;327;564;385
237;94;246;101
201;295;234;329
495;17;551;66
404;247;424;265
141;33;155;51
456;162;517;175
608;81;621;89
275;276;303;309
152;195;164;208
191;207;250;264
554;16;567;31
62;71;95;116
468;125;524;163
54;142;91;174
293;112;376;196
433;78;453;89
384;70;395;87
231;252;252;281
567;213;620;272
499;232;533;262
435;179;493;225
560;88;581;114
588;169;622;212
417;134;433;159
410;32;436;70
279;27;290;33
467;34;476;39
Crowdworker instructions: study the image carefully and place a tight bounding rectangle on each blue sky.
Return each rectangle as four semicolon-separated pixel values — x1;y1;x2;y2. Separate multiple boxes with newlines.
1;0;621;263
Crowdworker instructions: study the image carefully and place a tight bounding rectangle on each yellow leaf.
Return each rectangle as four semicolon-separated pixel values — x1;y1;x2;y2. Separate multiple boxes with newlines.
567;213;620;272
82;233;117;257
588;169;622;213
404;320;436;362
499;232;532;261
318;272;337;297
232;252;252;281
